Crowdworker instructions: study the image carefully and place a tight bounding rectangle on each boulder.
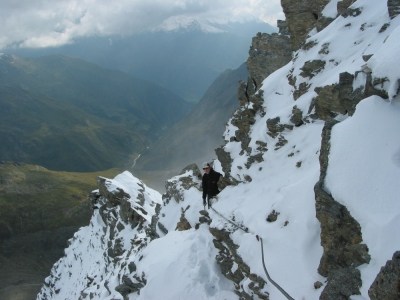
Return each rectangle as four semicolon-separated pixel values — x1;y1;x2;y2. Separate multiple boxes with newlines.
369;251;400;300
315;122;370;298
209;227;269;299
281;0;331;50
388;0;400;19
247;33;292;92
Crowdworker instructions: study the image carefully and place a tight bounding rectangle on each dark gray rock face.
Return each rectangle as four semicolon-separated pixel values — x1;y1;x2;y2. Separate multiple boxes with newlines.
97;176;130;207
320;267;362;300
115;274;147;300
281;0;357;51
210;227;269;299
388;0;400;18
315;181;371;275
300;60;326;79
309;68;389;121
313;84;348;120
215;146;234;180
277;20;290;36
247;33;292;93
337;0;356;15
86;177;165;298
290;106;304;126
219;25;292;176
163;164;201;204
314;122;370;298
281;0;331;50
369;251;400;300
267;117;293;138
175;206;192;231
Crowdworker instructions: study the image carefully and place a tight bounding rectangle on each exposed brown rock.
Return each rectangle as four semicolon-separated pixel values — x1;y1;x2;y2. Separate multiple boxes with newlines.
300;60;326;79
115;274;146;300
320;267;362;300
315;121;370;298
281;0;331;50
97;176;130;206
266;210;280;222
175;214;192;231
337;0;356;15
277;20;290;36
290;106;304;126
369;251;400;300
388;0;400;19
247;33;292;93
163;164;201;204
215;146;235;183
210;227;269;299
310;71;366;120
266;117;294;138
293;82;311;100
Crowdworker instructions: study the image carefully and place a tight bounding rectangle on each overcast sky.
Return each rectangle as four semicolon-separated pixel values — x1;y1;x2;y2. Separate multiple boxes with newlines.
0;0;283;50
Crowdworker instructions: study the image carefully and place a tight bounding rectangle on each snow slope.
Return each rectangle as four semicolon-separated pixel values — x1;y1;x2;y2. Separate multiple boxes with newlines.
37;0;400;299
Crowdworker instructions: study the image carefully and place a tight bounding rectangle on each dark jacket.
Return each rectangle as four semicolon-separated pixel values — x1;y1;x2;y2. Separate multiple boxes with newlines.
202;169;222;200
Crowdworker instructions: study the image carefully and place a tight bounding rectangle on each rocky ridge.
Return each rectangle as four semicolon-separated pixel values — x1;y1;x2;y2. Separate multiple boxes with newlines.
216;0;400;298
215;0;400;298
37;1;400;299
37;172;162;300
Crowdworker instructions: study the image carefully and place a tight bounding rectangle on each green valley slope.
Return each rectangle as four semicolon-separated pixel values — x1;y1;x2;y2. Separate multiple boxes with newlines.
0;162;121;299
0;54;192;172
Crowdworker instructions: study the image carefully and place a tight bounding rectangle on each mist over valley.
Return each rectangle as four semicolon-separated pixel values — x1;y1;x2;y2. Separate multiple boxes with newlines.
0;20;268;300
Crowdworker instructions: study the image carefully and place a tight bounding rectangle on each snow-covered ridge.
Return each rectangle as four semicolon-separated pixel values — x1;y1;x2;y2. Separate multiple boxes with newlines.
37;172;163;299
37;0;400;299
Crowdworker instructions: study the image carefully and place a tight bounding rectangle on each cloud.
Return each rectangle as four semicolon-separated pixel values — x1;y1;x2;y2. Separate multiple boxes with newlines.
0;0;283;49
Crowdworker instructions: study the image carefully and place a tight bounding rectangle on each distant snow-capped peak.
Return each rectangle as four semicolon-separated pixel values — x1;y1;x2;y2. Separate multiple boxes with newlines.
153;16;228;33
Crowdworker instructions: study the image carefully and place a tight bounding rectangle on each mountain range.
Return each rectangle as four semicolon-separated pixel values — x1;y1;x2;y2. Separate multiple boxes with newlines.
0;21;269;300
133;63;248;190
35;0;400;299
0;54;191;171
9;21;274;102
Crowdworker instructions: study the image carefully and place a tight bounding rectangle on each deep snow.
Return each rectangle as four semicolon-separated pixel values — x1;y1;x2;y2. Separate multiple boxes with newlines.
37;0;400;299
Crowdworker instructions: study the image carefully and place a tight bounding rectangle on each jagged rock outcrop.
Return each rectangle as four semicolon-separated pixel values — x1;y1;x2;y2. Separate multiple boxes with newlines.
246;32;292;94
197;210;212;227
315;121;370;298
337;0;357;15
388;0;400;18
36;1;400;299
97;176;130;207
309;66;390;121
216;1;399;299
217;22;293;177
115;274;147;300
300;60;326;79
163;164;202;203
97;176;160;238
277;20;290;36
290;106;304;126
243;22;292;98
37;172;164;299
210;227;269;299
175;206;192;231
215;146;234;180
320;267;362;299
266;117;293;138
281;0;360;51
281;0;331;50
369;251;400;300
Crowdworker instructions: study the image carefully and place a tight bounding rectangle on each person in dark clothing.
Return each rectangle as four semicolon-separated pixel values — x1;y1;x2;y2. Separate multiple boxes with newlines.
202;162;222;209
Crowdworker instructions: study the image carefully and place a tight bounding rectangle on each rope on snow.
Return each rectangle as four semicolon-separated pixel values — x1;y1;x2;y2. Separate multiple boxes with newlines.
210;207;295;300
